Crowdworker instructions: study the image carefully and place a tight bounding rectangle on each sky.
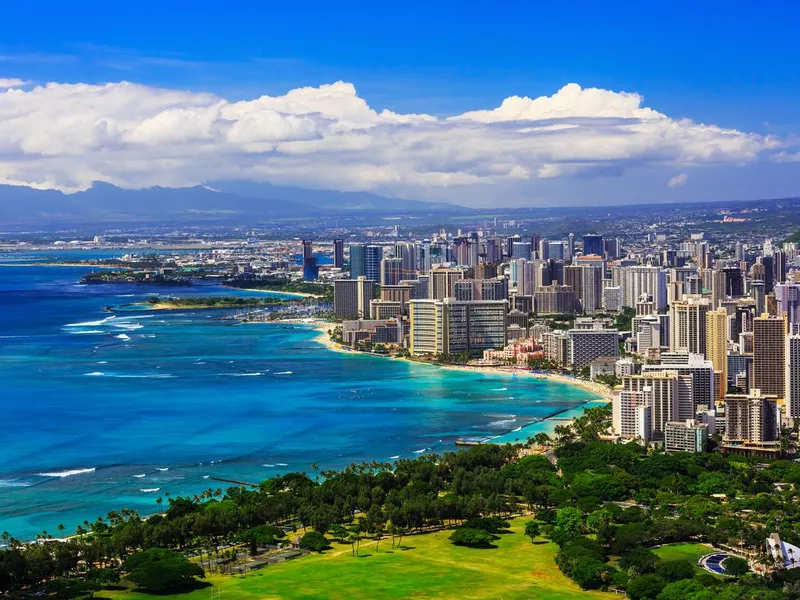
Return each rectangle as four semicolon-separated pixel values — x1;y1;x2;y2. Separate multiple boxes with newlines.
1;1;799;207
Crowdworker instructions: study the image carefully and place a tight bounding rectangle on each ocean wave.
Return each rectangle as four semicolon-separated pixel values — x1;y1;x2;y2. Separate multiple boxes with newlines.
0;480;31;488
202;475;210;479
275;462;288;466
156;467;169;471
488;418;517;427
111;323;143;330
133;474;146;478
115;314;155;320
142;334;156;338
115;334;131;340
275;371;293;375
492;387;508;391
389;455;400;460
65;316;115;327
262;463;275;467
231;372;263;377
38;467;95;478
139;488;160;493
115;374;175;379
68;329;105;335
97;361;108;364
84;372;105;376
511;426;523;432
412;448;430;454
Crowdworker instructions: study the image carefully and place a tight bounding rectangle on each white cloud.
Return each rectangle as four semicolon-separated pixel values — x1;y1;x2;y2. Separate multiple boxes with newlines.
668;173;688;188
0;78;28;88
0;79;790;196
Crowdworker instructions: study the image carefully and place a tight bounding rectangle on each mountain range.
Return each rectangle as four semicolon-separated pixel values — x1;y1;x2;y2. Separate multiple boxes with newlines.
0;182;463;226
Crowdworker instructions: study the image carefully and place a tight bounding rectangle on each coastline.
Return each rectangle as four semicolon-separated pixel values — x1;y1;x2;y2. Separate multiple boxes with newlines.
260;318;613;443
221;285;321;299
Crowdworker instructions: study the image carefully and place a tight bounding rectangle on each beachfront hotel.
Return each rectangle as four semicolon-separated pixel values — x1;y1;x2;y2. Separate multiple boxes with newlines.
409;298;507;356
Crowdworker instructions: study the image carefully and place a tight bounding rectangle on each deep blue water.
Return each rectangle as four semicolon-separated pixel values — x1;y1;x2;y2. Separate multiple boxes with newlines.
0;253;598;540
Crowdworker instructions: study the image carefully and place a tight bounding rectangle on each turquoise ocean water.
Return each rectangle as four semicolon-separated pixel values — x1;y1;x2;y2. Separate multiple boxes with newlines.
0;251;599;540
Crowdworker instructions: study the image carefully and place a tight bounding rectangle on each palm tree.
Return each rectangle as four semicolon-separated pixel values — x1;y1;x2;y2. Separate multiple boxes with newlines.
57;523;65;537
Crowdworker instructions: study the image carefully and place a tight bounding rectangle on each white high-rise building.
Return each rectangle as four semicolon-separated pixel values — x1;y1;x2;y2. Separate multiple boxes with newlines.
669;296;710;355
621;370;694;438
623;266;668;311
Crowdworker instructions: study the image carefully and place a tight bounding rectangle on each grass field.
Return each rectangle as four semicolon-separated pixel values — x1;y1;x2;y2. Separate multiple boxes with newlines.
652;542;715;575
103;518;611;600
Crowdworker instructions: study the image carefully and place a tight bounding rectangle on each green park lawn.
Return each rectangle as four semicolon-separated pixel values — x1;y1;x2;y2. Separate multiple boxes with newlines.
103;518;611;600
652;542;715;575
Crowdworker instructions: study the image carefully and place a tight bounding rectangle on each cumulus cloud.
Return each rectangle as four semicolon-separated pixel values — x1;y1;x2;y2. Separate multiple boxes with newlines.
0;78;28;88
0;78;789;196
668;173;688;188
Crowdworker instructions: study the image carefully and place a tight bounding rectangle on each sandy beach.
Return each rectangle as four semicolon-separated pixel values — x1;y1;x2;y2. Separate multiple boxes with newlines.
221;285;322;299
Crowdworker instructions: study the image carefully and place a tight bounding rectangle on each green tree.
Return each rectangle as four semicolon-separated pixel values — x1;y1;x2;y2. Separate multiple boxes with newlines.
722;556;749;577
299;531;329;553
655;559;695;582
524;520;541;543
627;574;667;600
123;548;204;592
449;528;494;548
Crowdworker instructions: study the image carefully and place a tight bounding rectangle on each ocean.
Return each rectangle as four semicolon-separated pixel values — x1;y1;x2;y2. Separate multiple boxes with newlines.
0;251;599;540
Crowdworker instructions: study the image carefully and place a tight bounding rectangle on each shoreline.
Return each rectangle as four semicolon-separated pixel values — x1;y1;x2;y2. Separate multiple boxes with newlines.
260;318;613;443
221;285;321;299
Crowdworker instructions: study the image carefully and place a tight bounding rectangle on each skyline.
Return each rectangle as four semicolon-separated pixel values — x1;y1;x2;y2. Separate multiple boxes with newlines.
1;2;800;206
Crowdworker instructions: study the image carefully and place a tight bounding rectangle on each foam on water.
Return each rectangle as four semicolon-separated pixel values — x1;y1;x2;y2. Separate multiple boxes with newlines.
38;468;96;478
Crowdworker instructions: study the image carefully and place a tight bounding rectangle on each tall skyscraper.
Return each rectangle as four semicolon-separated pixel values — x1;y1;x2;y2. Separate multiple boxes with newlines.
753;314;788;398
302;239;313;260
724;390;779;443
582;234;604;257
776;283;800;327
706;307;729;400
380;257;404;286
364;245;383;281
349;244;365;278
669;296;710;355
429;267;466;300
333;239;344;269
787;333;800;419
333;277;376;318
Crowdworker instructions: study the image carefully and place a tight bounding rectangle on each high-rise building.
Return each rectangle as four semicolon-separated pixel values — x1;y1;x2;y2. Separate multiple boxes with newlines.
302;239;313;260
534;282;579;314
565;264;602;314
567;328;620;367
613;388;653;441
669;296;710;355
724;390;779;443
429;267;467;300
453;279;479;301
333;239;344;269
706;307;729;400
364;245;383;282
393;242;417;279
409;299;507;355
475;262;498;280
623;266;668;310
643;353;715;412
753;314;788;398
787;334;800;419
380;257;404;286
776;283;800;327
620;370;694;437
582;234;604;257
481;278;508;301
333;277;376;318
349;244;365;278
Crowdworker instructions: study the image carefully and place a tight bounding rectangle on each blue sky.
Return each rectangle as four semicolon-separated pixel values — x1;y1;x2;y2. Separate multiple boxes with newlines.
1;1;799;206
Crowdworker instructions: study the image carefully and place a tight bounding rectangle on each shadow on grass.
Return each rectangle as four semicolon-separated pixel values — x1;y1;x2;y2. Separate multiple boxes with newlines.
138;580;212;595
